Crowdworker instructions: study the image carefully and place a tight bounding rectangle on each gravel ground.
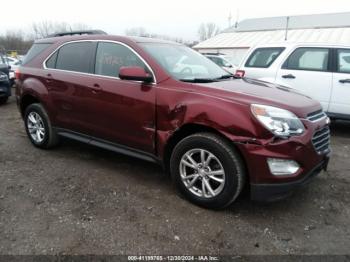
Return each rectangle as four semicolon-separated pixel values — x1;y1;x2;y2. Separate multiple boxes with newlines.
0;94;349;255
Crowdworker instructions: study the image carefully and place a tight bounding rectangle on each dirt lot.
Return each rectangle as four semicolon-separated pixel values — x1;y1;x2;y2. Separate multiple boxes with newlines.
0;94;349;255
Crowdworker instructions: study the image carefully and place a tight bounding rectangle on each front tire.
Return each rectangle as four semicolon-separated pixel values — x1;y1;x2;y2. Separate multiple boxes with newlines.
24;103;59;149
170;133;246;209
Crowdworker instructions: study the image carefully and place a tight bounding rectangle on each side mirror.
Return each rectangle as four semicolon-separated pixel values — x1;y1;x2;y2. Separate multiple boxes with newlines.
119;66;153;83
8;65;11;70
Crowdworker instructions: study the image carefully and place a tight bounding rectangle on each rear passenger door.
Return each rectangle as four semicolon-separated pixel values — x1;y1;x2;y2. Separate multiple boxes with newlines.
44;41;97;132
329;48;350;116
276;47;333;111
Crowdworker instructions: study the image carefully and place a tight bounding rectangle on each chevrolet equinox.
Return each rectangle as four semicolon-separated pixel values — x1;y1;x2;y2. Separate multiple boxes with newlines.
16;31;331;209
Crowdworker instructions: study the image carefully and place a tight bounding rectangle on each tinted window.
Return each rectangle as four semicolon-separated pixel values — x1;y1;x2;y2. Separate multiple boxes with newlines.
246;48;284;68
283;48;329;71
337;49;350;74
46;51;58;69
0;55;5;65
95;42;146;77
56;42;94;73
22;43;51;65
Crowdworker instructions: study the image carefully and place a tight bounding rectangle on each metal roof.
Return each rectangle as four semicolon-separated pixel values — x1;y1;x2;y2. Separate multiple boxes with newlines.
194;12;350;49
226;12;350;32
194;27;350;49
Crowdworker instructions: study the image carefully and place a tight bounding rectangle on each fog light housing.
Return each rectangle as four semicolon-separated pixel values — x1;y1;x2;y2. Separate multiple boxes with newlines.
267;158;300;176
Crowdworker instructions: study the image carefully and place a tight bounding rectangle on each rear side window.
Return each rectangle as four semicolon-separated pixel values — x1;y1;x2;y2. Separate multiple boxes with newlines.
337;49;350;74
245;47;284;68
45;51;58;69
94;42;146;77
56;42;95;73
22;43;51;65
283;47;329;72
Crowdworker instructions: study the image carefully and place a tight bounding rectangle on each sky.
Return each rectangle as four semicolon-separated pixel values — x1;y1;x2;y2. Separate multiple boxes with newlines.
2;0;350;41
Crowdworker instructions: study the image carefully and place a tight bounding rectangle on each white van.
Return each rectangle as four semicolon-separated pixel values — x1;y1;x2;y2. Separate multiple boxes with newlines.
236;43;350;120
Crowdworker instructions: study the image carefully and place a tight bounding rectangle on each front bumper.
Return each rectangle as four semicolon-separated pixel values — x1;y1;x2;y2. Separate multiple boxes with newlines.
234;116;331;202
250;154;329;201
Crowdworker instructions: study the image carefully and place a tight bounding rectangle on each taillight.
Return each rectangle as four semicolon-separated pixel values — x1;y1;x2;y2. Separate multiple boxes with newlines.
235;70;245;78
15;69;21;80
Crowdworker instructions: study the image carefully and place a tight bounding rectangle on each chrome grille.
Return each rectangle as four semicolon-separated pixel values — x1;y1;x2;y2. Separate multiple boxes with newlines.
312;126;330;154
307;110;327;122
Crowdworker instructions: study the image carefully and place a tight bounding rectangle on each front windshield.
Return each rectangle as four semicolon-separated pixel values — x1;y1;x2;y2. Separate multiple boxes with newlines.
141;43;229;82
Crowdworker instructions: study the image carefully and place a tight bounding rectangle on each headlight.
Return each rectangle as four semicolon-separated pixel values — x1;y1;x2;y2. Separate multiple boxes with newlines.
251;104;305;137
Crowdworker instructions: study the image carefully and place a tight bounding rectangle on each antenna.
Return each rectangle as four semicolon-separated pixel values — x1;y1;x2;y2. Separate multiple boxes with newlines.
228;12;232;28
235;9;240;28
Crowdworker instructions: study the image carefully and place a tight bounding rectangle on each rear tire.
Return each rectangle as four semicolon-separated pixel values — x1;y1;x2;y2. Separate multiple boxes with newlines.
0;97;8;105
24;103;59;149
170;132;246;209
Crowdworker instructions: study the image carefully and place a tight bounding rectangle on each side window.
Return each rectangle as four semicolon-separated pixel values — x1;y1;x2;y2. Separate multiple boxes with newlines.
337;49;350;74
245;47;284;68
22;43;52;65
45;51;58;69
95;42;146;77
283;48;329;72
56;42;94;73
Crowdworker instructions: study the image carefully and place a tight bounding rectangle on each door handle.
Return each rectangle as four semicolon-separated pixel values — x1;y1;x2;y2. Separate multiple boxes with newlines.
282;74;296;79
91;83;102;93
339;79;350;84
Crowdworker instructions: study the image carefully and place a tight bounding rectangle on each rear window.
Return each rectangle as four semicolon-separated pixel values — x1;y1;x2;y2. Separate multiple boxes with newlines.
245;47;284;68
22;43;52;65
337;49;350;74
55;42;95;73
282;47;329;72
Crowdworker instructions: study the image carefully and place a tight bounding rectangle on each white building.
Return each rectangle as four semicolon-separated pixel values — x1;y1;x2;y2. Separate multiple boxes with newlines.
194;12;350;65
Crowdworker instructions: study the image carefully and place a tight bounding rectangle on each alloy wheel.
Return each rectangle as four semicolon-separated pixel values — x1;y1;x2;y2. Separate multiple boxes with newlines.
179;148;226;198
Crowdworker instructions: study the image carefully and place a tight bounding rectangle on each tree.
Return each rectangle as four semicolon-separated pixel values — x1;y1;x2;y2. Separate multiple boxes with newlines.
31;21;91;39
198;23;220;41
125;27;148;37
0;31;33;55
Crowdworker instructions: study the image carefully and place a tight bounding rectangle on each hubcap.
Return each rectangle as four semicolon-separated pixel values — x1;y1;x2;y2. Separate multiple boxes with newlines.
27;112;45;143
179;149;226;198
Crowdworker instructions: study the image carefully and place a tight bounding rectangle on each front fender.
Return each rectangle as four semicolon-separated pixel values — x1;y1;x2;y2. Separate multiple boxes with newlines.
156;85;270;157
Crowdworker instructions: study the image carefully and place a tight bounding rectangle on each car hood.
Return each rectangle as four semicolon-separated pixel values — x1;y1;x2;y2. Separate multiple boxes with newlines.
198;78;321;118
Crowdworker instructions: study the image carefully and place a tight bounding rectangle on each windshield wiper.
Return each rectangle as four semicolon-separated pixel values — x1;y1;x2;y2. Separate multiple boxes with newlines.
180;78;216;83
216;74;233;80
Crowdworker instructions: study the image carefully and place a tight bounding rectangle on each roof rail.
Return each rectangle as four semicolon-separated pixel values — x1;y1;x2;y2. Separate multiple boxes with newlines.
201;52;226;56
48;30;107;37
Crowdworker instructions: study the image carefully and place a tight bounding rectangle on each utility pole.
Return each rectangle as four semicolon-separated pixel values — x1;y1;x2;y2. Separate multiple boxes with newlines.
285;16;290;41
228;12;232;28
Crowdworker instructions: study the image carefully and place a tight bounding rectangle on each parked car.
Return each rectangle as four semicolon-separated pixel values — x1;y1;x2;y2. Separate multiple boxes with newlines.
6;56;22;86
16;32;330;209
204;53;236;74
0;54;11;104
236;43;350;120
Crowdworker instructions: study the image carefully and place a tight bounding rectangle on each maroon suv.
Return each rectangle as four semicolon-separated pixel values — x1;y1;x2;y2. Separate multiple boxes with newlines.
16;31;330;209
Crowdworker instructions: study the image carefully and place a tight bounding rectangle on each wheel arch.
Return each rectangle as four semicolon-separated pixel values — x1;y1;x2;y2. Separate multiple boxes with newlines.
162;123;248;179
20;94;42;117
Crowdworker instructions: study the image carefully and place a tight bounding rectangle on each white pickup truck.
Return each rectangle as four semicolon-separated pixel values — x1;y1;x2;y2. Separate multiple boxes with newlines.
236;43;350;120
